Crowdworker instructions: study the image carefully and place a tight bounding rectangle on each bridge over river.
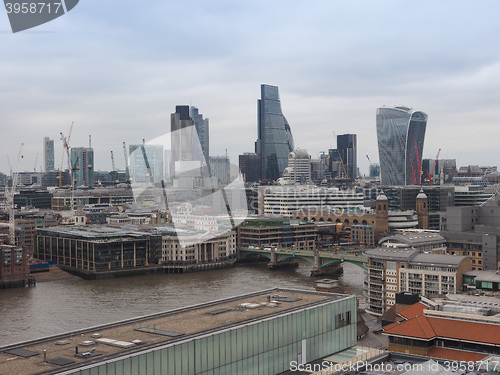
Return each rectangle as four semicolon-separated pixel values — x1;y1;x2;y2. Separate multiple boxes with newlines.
239;247;368;275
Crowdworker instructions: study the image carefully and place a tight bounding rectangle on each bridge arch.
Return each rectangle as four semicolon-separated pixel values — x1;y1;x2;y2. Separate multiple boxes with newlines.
323;258;367;271
277;255;315;265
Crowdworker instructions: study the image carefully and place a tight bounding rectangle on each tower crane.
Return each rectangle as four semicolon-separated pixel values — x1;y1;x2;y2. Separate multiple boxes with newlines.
332;131;347;178
110;151;116;172
58;121;74;188
409;153;416;185
33;153;38;172
414;141;423;186
5;143;23;245
428;148;441;186
122;142;131;186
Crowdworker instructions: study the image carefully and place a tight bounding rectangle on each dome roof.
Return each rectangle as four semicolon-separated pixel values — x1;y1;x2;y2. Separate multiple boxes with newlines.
289;149;309;159
376;192;388;201
416;189;428;199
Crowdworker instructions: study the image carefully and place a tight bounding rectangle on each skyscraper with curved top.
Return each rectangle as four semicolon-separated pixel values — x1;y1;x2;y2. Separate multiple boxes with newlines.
376;106;427;186
255;84;294;182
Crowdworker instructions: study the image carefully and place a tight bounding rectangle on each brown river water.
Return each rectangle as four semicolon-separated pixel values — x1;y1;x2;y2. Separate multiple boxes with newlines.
0;262;365;347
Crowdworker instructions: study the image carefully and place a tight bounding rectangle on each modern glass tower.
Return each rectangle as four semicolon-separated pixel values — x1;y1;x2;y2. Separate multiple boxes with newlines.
190;106;209;163
376;106;427;186
337;134;357;179
70;147;94;187
43;137;54;172
255;84;294;182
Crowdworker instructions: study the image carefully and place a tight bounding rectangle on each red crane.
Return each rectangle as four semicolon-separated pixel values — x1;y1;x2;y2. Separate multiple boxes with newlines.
428;148;441;186
409;153;416;185
414;141;422;186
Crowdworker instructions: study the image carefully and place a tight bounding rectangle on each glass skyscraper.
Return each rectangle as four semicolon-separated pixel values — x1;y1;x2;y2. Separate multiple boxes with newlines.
255;84;294;182
376;106;427;186
70;147;94;187
190;106;209;164
43;137;54;172
337;134;357;179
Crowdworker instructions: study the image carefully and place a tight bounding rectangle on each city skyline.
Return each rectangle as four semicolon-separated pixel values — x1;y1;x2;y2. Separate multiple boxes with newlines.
1;1;500;175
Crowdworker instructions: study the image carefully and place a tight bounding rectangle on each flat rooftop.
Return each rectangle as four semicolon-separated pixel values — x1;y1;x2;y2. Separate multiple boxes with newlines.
0;288;350;375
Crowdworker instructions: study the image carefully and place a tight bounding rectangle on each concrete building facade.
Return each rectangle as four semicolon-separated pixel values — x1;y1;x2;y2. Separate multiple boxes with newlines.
365;235;471;315
441;193;500;270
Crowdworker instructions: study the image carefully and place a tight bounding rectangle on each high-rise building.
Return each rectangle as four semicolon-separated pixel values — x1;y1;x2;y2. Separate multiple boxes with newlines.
283;149;311;184
255;84;294;182
209;155;230;186
70;147;94;187
336;134;357;179
191;106;209;163
128;144;164;184
376;106;427;186
43;137;54;172
171;105;195;162
239;153;260;183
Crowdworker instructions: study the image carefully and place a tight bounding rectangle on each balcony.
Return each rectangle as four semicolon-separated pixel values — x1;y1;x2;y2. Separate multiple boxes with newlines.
369;278;384;286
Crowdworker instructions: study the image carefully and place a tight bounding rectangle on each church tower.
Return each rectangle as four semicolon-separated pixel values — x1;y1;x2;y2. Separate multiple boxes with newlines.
375;191;389;241
416;189;429;229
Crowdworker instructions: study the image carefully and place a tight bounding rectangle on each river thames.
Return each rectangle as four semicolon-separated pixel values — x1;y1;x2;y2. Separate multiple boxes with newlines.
0;262;365;347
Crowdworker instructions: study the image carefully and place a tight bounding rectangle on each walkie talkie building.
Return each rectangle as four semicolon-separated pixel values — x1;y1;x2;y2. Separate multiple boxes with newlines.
376;106;427;186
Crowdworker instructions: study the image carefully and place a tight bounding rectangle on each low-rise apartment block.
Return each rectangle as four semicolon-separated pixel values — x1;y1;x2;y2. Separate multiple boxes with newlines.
365;233;471;315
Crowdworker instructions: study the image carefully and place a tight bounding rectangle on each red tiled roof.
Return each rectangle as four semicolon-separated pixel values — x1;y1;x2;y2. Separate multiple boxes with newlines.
425;347;488;362
384;314;500;345
383;315;436;340
398;302;428;320
428;316;500;345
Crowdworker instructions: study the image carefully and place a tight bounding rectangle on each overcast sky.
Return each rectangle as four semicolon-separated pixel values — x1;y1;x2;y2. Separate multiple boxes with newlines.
1;0;500;176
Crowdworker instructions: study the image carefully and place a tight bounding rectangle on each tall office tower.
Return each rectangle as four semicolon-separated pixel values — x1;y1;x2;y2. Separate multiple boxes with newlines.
128;144;164;184
255;84;294;182
191;107;209;163
43;137;54;172
209;155;230;186
284;149;311;184
239;153;260;183
70;147;94;187
336;134;357;179
376;106;427;186
171;105;204;164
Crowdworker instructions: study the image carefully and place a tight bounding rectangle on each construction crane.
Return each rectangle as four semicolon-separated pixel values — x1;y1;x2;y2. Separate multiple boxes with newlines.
332;131;348;178
33;153;38;172
5;144;23;245
122;142;131;186
414;141;423;186
409;153;416;185
428;148;441;186
6;155;12;177
140;139;168;209
110;151;116;172
58;121;74;188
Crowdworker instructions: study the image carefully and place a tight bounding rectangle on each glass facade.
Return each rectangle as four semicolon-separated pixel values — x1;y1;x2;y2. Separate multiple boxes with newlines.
337;134;357;179
376;107;427;186
256;84;294;182
191;106;209;164
64;296;356;375
70;147;95;187
43;137;54;172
